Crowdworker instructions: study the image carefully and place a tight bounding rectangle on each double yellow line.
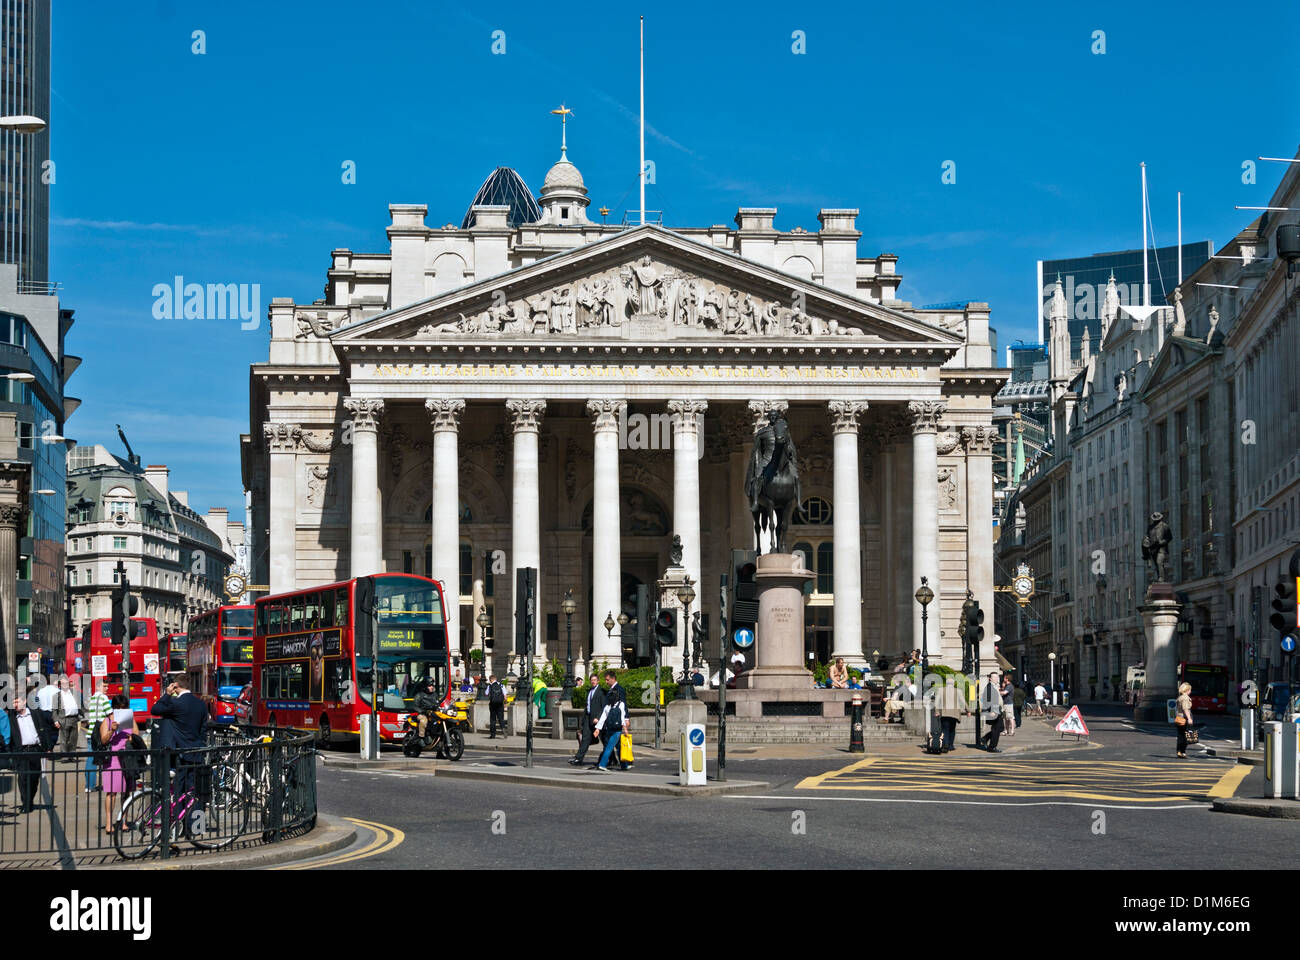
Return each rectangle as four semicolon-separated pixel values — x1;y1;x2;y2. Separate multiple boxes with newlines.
276;818;404;870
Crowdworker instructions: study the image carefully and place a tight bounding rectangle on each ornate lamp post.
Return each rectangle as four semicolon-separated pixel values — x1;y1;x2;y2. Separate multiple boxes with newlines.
475;606;490;697
562;590;578;701
617;611;629;666
675;578;697;700
914;578;935;694
603;611;615;669
1048;651;1057;705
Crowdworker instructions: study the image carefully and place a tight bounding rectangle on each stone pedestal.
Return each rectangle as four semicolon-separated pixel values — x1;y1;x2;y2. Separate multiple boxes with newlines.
736;553;814;690
1135;583;1180;722
666;698;707;743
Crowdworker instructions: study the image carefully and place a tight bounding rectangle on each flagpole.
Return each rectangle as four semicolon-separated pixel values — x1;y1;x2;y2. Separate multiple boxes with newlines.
639;15;646;226
1141;162;1149;307
1177;191;1183;285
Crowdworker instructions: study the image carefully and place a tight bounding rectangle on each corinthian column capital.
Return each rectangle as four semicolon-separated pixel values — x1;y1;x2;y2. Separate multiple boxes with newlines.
506;399;547;433
962;425;995;456
668;399;708;435
828;400;869;433
908;399;948;434
587;399;626;432
343;398;385;433
425;398;465;433
263;421;302;452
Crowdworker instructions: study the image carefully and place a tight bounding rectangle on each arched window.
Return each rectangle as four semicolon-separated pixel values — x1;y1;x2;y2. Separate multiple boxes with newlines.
794;497;833;525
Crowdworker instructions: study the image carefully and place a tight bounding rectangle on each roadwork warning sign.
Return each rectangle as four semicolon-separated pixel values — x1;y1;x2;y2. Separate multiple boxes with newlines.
1055;706;1090;737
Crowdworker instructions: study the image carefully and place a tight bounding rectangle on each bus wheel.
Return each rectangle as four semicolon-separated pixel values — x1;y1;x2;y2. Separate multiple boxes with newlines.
318;715;331;750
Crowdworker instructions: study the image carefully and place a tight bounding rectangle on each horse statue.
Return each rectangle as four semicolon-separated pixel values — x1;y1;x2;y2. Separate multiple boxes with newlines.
745;411;801;555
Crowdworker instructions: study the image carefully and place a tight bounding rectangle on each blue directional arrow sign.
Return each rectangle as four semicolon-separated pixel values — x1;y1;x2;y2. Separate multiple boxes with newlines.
733;628;754;649
689;728;705;746
1283;635;1297;654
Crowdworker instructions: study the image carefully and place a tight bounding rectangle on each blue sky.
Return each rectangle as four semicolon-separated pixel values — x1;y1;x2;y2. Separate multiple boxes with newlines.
50;0;1299;522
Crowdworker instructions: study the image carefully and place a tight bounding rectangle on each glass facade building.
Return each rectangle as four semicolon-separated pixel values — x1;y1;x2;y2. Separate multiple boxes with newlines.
1037;242;1212;355
0;0;51;285
460;167;542;229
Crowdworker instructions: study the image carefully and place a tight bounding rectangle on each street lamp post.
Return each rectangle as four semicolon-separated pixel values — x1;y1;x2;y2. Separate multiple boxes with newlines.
562;590;577;702
914;579;935;733
603;611;615;669
617;611;629;666
675;578;696;700
475;606;490;698
1048;651;1057;705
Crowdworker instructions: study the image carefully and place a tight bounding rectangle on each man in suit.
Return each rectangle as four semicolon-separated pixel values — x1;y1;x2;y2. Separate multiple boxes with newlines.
591;670;630;772
568;673;607;766
150;677;209;795
7;694;56;813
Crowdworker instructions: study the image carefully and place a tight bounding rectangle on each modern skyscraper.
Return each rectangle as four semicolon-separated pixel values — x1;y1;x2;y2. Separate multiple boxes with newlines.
1036;242;1211;356
0;0;51;286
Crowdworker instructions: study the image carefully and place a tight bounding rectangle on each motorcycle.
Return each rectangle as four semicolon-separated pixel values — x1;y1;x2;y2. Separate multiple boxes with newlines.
401;702;465;760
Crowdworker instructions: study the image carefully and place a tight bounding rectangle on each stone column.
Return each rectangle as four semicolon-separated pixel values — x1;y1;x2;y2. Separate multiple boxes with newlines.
909;400;946;655
0;500;22;674
343;399;385;578
962;426;995;663
507;399;546;662
829;400;868;665
668;400;708;597
264;422;300;594
1136;587;1181;721
427;399;465;655
587;400;625;660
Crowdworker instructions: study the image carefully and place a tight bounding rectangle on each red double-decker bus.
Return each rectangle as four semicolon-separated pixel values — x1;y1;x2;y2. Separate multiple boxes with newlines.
65;636;87;676
85;617;170;725
186;606;254;724
252;573;450;748
165;633;188;675
1178;662;1229;714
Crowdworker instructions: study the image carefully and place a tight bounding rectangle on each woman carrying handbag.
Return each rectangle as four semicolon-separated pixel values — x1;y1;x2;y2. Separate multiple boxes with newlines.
1174;681;1194;758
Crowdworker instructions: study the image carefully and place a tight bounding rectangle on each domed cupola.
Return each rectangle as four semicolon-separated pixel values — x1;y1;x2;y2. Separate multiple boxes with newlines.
536;103;590;226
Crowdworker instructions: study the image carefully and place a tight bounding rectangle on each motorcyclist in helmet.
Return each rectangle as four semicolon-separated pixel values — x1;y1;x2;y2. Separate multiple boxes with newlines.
413;678;441;743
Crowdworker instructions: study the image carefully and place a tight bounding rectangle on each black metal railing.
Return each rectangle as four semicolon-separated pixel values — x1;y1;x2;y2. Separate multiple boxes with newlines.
0;724;317;866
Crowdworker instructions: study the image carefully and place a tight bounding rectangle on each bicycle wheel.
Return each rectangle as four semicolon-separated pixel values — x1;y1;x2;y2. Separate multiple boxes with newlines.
115;790;165;860
190;786;248;850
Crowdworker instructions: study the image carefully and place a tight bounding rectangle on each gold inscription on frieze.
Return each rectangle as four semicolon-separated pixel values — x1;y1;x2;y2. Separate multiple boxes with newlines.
371;363;924;380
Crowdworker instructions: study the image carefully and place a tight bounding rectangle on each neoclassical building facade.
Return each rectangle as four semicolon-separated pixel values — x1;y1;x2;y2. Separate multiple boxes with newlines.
242;152;1006;674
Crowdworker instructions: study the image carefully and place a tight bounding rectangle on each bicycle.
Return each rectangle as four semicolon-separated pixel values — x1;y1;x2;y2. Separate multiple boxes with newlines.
114;768;248;860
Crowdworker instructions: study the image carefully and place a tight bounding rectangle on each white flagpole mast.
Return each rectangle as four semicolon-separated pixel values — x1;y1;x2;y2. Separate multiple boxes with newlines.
1141;162;1149;307
1177;191;1183;285
639;15;646;226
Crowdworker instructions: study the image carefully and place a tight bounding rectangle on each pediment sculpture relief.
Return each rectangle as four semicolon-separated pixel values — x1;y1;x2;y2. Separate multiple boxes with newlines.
413;257;870;340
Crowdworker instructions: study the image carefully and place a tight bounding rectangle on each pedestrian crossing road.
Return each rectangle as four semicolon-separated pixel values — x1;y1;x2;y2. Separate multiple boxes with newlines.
795;756;1251;804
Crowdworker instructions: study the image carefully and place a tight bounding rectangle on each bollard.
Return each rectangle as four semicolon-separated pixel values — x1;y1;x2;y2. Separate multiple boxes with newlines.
849;692;865;753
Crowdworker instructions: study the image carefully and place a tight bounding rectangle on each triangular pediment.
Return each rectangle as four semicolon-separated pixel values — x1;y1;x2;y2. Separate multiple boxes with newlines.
331;226;960;348
1142;334;1216;397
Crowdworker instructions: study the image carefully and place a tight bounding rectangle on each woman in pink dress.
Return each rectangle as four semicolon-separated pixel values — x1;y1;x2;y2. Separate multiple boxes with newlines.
99;695;137;833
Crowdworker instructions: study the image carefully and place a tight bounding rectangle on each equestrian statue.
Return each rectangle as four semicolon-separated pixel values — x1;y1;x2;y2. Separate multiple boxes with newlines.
745;411;802;555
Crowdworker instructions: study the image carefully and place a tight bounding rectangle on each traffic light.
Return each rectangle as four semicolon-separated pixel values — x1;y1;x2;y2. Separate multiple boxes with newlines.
110;586;126;645
963;599;985;670
633;584;652;664
514;567;537;657
730;549;758;633
654;606;678;648
1269;578;1298;646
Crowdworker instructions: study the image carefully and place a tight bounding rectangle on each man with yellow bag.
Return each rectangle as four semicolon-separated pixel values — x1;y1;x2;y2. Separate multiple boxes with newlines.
591;670;631;773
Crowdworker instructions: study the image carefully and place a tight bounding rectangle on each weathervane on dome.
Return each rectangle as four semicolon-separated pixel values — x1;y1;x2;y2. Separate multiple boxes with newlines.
550;103;573;160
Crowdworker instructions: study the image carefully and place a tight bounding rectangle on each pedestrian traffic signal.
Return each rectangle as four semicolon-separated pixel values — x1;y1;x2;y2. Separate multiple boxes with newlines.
730;549;757;631
654;607;678;648
1269;577;1299;646
111;586;126;645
